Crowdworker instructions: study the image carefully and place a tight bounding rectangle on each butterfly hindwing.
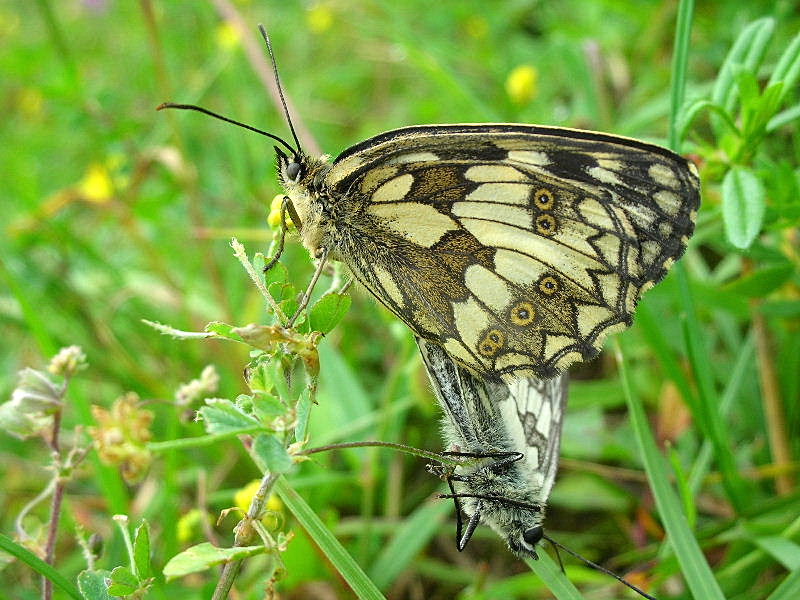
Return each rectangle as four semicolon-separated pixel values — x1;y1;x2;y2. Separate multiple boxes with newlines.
323;125;700;379
417;338;568;555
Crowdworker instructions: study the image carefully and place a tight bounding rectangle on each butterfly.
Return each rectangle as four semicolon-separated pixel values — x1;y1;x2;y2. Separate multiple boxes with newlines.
275;124;700;381
161;26;700;381
417;338;567;556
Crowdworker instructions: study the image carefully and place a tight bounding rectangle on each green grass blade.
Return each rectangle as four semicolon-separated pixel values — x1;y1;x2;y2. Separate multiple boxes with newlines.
768;568;800;600
524;552;585;600
615;341;726;600
712;18;775;112
767;30;800;104
368;500;452;590
687;334;755;493
668;0;696;151
676;266;749;512
0;532;82;600
274;477;386;600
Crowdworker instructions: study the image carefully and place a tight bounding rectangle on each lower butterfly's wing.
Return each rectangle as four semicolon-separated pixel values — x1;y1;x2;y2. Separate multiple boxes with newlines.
326;125;700;380
500;374;567;498
417;338;567;496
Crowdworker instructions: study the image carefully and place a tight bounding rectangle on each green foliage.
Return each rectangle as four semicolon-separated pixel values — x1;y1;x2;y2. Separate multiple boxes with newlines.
1;1;799;599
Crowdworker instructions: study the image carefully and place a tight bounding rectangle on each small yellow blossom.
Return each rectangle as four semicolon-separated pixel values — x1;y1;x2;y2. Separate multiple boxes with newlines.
235;479;283;526
506;65;539;105
78;163;114;203
268;194;293;229
307;3;334;34
177;508;211;543
216;21;241;50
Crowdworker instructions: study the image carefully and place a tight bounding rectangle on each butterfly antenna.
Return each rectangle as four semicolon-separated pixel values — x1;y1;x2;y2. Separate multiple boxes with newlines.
258;24;302;156
156;103;296;155
542;533;658;600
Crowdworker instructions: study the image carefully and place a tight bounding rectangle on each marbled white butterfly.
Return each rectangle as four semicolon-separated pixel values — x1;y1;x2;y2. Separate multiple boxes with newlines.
417;338;566;556
162;27;700;381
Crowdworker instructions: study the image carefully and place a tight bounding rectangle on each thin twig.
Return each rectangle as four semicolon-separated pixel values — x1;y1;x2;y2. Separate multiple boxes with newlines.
753;305;794;494
286;249;329;328
15;478;57;542
231;238;287;323
42;409;64;600
212;472;280;600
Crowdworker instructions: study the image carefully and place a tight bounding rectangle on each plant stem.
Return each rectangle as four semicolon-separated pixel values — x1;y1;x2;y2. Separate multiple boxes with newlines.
212;472;280;600
753;307;794;494
42;409;64;600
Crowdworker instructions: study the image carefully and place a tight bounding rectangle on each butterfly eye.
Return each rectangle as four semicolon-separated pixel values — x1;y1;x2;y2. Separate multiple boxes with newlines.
522;525;543;546
286;161;302;181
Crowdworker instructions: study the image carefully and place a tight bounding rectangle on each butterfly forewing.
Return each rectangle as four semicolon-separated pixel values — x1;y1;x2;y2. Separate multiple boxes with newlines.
320;125;700;379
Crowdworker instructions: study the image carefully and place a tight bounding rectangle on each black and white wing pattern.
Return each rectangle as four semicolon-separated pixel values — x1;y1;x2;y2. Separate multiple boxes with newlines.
282;125;700;381
417;338;568;557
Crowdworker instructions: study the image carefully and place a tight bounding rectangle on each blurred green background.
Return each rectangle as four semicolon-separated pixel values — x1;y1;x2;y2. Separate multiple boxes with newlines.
1;1;799;599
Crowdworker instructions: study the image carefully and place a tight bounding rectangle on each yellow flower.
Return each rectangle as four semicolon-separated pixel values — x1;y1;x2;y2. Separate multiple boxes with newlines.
506;65;539;105
216;21;241;50
307;3;334;34
177;508;210;543
78;163;114;203
235;479;283;528
268;194;293;229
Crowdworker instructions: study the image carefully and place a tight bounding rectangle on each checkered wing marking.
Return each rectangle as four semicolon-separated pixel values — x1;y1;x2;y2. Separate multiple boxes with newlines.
327;125;700;380
500;374;568;498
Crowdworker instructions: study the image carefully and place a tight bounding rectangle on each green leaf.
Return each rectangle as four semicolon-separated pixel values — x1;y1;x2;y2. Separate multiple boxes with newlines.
198;398;260;434
768;103;800;131
678;98;739;141
163;542;267;580
722;166;766;249
711;18;775;127
106;565;138;596
767;30;800;104
723;263;794;298
275;477;385;600
205;321;244;342
769;568;800;600
524;552;585;600
368;500;452;590
735;69;760;110
253;434;294;474
294;387;312;443
754;536;800;571
263;260;289;289
133;520;151;580
309;293;352;334
616;341;726;600
77;570;113;600
0;532;82;600
251;391;287;422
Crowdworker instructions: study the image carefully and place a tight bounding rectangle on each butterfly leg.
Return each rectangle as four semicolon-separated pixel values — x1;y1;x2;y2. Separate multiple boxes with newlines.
287;247;329;327
263;196;294;273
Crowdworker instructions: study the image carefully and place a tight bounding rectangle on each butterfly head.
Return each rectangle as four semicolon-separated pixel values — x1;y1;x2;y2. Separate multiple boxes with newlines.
471;494;547;558
506;523;545;558
274;146;333;257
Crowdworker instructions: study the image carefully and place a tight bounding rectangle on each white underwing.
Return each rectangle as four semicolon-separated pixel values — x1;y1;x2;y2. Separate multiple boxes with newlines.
417;338;568;556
